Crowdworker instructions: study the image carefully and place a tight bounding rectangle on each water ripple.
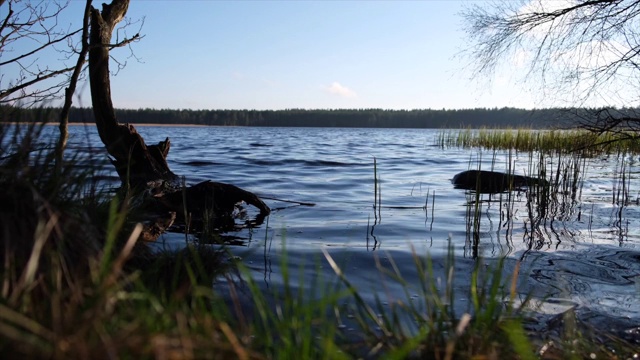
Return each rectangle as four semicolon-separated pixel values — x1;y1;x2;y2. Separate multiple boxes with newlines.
44;125;640;324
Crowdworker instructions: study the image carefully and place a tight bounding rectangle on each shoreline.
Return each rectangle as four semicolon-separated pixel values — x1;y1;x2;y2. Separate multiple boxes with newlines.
0;122;210;127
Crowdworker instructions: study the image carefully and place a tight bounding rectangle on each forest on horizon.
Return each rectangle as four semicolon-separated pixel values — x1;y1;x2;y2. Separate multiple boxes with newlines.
2;106;634;129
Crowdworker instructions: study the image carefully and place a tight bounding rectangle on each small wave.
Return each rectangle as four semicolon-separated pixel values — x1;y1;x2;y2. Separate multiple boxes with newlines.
303;159;353;167
423;158;456;165
182;160;220;167
245;158;356;167
531;254;636;286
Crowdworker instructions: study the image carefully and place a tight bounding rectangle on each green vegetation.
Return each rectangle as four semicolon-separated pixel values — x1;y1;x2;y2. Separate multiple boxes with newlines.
2;123;638;359
439;127;640;154
3;105;630;128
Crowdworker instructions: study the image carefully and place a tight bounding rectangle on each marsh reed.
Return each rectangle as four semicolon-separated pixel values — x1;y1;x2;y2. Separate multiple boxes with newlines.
438;128;640;154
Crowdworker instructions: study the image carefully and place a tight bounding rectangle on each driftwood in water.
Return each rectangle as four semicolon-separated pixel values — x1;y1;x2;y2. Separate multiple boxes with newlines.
154;180;270;229
452;170;548;193
88;0;269;240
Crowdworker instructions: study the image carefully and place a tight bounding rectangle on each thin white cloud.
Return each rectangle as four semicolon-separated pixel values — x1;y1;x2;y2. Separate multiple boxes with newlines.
326;82;357;98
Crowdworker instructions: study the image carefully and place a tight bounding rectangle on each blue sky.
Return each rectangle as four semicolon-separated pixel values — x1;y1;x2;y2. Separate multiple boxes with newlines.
8;1;544;110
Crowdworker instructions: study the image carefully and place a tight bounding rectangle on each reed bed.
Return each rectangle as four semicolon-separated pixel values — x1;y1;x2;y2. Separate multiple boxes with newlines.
438;128;640;154
439;126;638;359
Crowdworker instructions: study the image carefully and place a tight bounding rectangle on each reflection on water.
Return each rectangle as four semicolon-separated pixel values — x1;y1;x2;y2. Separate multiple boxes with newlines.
44;125;640;327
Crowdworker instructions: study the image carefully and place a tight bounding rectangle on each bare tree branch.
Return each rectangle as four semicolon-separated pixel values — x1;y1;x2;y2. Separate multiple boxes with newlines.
462;0;640;107
0;28;81;67
1;0;144;108
57;0;91;166
1;0;79;106
0;65;75;101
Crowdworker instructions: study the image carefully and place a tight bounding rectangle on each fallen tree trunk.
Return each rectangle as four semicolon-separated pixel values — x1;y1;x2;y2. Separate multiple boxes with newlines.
88;0;269;240
451;170;548;194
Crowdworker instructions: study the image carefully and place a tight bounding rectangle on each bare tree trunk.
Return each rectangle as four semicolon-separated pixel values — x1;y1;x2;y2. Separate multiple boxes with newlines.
89;0;178;189
88;0;269;240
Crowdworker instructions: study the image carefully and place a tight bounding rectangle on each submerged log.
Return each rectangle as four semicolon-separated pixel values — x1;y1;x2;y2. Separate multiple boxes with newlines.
88;0;269;241
452;170;548;194
155;180;270;231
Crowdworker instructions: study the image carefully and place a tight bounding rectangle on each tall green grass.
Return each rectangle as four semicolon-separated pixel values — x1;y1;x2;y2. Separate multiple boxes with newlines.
438;128;640;154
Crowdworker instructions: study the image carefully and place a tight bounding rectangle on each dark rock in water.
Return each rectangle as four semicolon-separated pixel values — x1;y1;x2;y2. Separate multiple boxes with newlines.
452;170;548;193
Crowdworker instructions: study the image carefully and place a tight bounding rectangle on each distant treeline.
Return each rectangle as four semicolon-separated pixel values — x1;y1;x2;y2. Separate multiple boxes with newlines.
0;106;628;128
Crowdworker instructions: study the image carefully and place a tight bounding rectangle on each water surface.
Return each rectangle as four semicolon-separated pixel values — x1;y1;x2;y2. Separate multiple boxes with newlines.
62;125;640;331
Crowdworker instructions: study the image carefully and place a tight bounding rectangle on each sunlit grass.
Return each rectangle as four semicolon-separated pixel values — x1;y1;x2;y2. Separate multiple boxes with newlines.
438;127;640;154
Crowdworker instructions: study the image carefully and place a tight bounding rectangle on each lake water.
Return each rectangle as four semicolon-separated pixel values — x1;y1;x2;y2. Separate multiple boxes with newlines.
60;125;640;335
